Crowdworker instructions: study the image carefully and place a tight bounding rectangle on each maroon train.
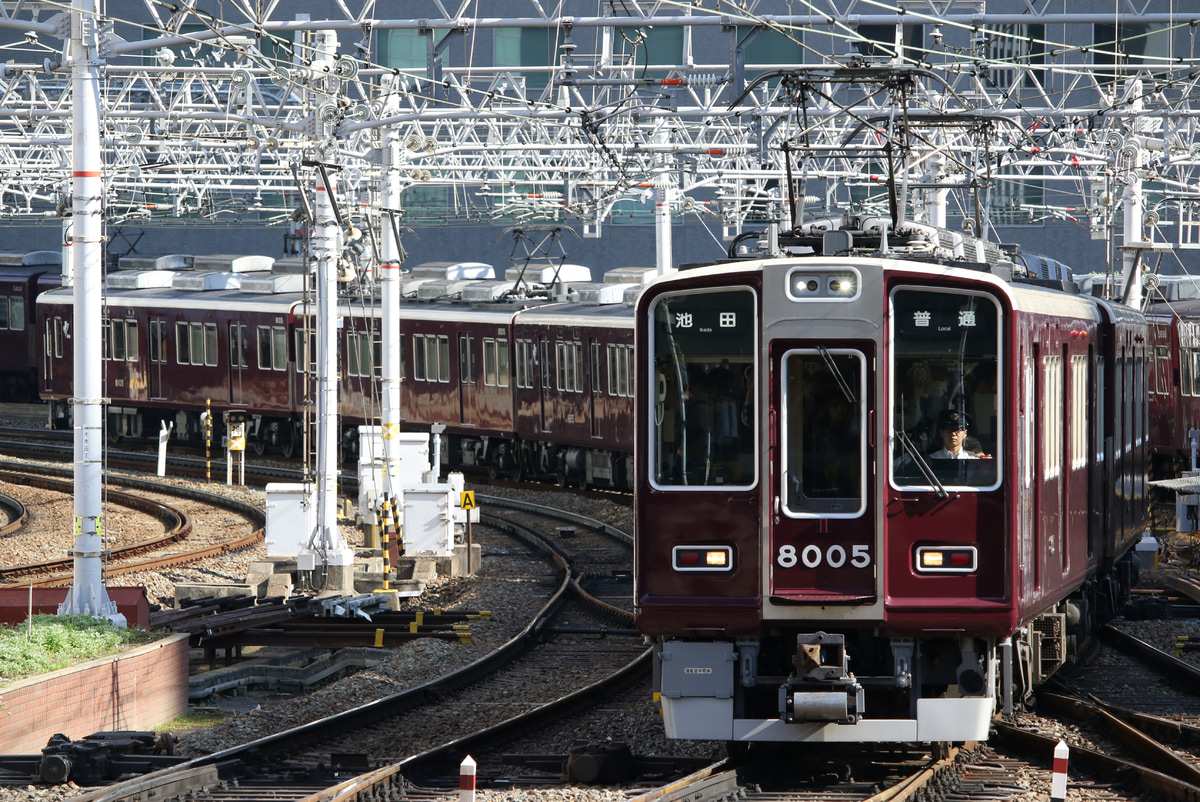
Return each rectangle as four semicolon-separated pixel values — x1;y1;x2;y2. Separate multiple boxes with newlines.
1146;277;1200;476
36;257;641;488
634;224;1150;745
0;250;61;401
16;233;1200;747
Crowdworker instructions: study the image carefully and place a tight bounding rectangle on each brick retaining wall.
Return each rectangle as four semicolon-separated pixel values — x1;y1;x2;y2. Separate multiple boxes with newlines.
0;633;189;754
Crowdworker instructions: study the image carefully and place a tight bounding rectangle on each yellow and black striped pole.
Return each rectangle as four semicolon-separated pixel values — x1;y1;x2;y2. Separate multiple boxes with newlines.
204;399;212;482
380;497;392;591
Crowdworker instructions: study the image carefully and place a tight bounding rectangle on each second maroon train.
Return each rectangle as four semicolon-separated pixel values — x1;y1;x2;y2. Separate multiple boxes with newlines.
30;255;640;489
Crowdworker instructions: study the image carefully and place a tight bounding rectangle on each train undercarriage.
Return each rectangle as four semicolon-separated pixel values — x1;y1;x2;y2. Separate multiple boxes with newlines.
652;549;1142;745
53;400;634;489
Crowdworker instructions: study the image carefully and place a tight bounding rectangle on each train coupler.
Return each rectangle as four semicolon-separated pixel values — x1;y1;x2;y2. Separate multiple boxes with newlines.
782;678;864;725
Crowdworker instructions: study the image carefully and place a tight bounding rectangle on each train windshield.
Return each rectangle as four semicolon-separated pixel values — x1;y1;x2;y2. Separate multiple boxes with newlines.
650;288;756;489
782;349;866;516
890;287;1001;491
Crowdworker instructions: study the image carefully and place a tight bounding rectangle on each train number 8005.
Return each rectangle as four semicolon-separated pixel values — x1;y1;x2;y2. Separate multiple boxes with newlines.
777;544;871;569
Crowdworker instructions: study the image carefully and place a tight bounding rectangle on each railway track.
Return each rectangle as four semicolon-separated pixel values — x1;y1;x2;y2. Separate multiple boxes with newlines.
45;498;652;802
0;462;264;586
988;610;1200;801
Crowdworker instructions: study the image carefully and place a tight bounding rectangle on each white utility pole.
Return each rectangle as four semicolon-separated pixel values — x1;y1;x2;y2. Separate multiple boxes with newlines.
59;0;125;625
302;160;357;593
379;78;404;501
654;128;674;276
298;30;357;594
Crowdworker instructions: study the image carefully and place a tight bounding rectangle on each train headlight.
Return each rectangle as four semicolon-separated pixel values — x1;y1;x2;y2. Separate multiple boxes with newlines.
786;268;861;301
673;545;733;572
915;546;977;573
828;275;856;295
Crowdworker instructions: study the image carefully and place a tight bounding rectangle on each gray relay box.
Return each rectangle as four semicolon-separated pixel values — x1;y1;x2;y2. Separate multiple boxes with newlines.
659;641;735;699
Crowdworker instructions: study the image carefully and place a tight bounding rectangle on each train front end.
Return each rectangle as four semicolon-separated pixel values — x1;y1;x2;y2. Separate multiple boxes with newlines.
634;256;1017;744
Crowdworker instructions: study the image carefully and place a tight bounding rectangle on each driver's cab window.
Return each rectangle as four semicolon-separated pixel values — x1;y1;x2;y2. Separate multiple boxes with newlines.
650;288;757;489
891;288;1001;491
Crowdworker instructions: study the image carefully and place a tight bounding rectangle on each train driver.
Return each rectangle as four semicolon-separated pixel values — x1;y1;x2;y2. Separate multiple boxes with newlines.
929;409;979;459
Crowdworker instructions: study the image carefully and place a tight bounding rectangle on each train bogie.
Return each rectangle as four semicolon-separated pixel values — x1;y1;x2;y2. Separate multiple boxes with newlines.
635;237;1148;744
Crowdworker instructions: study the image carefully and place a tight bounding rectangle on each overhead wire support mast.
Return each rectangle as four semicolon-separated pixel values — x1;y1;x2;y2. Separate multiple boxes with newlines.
59;0;125;625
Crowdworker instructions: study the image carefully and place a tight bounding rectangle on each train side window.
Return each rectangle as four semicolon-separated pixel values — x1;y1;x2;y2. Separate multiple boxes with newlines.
573;343;583;392
204;323;218;367
1155;345;1170;394
348;332;372;377
272;327;286;371
649;288;756;489
591;342;602;395
187;323;204;365
110;321;125;361
1070;355;1088;470
1183;347;1194;397
294;328;315;374
230;324;248;368
514;340;526;388
607;344;617;396
9;297;22;330
257;326;272;370
413;334;427;380
125;321;138;362
373;334;383;379
555;342;565;391
102;319;112;360
53;317;64;358
462;335;477;385
617;345;630;397
1192;351;1200;396
563;342;580;392
176;322;190;364
150;321;165;364
1042;355;1063;479
498;338;509;387
0;297;8;329
626;346;636;396
483;339;496;386
438;335;450;383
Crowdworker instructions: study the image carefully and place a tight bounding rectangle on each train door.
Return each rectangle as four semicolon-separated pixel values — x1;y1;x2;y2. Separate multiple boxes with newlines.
589;340;601;439
770;342;875;603
41;315;58;395
148;317;167;400
229;321;247;406
459;334;476;426
539;338;551;432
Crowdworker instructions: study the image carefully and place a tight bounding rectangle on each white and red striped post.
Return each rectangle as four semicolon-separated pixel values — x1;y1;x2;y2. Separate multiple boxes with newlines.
1051;739;1069;801
459;755;476;802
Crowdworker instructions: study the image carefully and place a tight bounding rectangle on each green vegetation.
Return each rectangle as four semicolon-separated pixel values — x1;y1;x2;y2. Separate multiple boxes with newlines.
155;708;226;732
0;614;159;685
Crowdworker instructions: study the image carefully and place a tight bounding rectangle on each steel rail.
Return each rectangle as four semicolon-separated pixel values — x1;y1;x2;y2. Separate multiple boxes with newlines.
0;462;266;585
0;468;189;580
1101;622;1200;687
995;720;1200;801
69;506;624;802
0;490;28;537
